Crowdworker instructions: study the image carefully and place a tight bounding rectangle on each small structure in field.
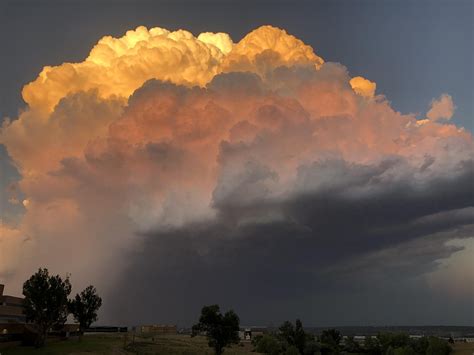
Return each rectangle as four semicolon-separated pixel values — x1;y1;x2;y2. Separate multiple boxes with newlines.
239;327;267;341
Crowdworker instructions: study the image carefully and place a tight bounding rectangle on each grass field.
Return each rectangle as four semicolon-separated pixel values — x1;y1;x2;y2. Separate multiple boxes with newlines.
0;334;126;355
0;333;258;355
1;334;472;355
452;342;474;355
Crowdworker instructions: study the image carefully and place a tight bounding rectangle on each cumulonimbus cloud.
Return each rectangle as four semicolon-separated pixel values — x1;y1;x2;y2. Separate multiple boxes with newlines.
0;25;472;323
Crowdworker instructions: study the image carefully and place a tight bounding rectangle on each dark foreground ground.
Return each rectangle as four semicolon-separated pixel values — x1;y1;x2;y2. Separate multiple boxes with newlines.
1;333;473;355
0;333;258;354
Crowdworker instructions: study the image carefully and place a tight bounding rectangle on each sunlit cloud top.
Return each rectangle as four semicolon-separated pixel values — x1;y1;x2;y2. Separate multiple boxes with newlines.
22;25;325;114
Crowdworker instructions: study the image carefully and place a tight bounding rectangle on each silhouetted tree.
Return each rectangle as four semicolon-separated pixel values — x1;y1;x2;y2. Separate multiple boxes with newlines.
394;346;417;355
254;333;283;355
364;336;382;355
344;335;361;353
426;336;452;355
294;320;307;354
192;304;240;355
377;332;410;352
361;334;450;355
278;319;307;354
412;336;429;354
68;285;102;340
279;321;295;344
22;268;71;347
385;345;395;355
320;328;342;354
303;336;321;355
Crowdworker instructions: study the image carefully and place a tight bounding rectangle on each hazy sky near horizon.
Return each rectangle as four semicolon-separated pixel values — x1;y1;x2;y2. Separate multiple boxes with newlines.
0;0;473;326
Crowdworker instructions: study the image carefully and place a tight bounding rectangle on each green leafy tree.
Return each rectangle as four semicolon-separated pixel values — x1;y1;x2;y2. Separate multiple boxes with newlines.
68;285;102;339
303;336;321;355
426;336;452;355
279;321;295;344
344;335;361;353
393;346;416;355
22;268;71;347
411;336;429;354
278;319;307;354
192;304;240;355
285;345;302;355
255;334;283;355
252;334;264;347
385;345;395;355
377;332;410;352
294;320;307;354
320;329;342;354
364;336;382;355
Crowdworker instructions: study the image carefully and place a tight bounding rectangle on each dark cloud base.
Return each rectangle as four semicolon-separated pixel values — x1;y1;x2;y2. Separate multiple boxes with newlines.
105;158;474;326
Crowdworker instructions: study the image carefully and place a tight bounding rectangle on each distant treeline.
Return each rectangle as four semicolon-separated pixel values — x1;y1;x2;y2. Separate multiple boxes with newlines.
253;321;454;355
190;305;456;355
305;326;474;338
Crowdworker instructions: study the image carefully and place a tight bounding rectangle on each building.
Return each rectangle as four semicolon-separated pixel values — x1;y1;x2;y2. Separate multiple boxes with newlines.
239;327;267;341
0;285;83;340
0;284;25;324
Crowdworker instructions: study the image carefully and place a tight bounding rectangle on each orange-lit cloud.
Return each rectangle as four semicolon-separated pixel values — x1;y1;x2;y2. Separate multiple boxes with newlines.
0;223;28;278
20;25;325;115
349;76;376;98
427;93;455;121
0;25;472;296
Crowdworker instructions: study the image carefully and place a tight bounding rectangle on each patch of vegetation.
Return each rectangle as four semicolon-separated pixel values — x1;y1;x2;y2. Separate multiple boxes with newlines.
192;304;240;355
0;334;125;354
252;319;453;355
21;268;103;348
126;334;256;354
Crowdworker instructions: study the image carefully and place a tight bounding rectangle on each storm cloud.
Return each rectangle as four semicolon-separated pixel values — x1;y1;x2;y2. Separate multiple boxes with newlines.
0;25;472;325
106;156;473;325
